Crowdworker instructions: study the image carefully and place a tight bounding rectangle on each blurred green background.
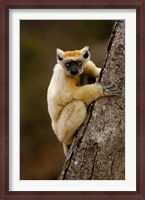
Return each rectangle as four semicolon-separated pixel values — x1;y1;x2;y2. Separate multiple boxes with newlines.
20;20;114;180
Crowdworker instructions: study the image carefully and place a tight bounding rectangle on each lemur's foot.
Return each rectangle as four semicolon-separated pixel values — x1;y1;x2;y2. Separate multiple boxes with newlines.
103;84;120;96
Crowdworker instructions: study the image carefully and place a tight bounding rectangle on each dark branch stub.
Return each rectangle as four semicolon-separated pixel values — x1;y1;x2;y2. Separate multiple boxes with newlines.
99;20;121;83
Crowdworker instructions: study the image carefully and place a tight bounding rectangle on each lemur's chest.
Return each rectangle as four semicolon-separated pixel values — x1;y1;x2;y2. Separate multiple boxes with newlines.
64;72;96;89
78;73;96;86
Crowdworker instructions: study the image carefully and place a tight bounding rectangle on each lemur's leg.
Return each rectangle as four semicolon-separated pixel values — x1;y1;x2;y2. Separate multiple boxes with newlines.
63;143;69;156
57;100;87;155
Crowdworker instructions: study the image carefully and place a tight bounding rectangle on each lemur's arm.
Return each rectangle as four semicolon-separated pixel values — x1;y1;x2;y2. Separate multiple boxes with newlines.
73;81;119;105
73;83;103;105
84;61;101;78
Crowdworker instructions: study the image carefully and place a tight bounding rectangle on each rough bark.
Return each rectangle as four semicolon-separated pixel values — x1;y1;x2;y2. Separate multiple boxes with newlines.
59;20;125;180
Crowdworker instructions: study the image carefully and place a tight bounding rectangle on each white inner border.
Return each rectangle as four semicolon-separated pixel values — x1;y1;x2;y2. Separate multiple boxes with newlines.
9;9;136;191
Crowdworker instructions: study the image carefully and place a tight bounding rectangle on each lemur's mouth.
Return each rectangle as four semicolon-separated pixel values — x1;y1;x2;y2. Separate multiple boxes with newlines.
70;71;78;75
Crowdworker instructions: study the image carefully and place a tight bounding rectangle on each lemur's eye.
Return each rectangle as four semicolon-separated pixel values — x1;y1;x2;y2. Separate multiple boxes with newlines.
65;63;70;68
77;61;82;67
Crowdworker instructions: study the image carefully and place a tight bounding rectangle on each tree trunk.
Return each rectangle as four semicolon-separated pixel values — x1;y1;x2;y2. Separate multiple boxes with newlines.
59;20;125;180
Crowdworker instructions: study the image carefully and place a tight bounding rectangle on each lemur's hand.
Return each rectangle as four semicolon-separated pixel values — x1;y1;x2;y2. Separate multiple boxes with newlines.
103;84;120;96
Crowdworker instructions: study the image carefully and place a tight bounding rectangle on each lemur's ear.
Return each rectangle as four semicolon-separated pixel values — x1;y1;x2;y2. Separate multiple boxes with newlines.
81;46;89;51
56;48;64;61
81;46;90;59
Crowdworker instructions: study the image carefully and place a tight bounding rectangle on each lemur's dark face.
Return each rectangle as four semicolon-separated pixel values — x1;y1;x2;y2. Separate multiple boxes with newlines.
56;46;90;76
64;59;83;76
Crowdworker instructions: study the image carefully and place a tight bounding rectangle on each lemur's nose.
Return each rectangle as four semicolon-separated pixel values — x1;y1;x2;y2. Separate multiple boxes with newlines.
70;65;78;75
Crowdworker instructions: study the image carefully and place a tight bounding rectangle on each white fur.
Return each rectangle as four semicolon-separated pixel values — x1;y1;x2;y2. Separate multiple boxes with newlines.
47;47;103;155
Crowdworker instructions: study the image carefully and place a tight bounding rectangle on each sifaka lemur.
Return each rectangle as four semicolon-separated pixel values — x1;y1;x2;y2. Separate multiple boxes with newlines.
47;46;118;155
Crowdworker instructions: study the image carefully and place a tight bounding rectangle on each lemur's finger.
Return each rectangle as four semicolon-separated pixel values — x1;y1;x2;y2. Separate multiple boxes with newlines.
103;84;120;96
96;77;100;84
103;84;117;91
